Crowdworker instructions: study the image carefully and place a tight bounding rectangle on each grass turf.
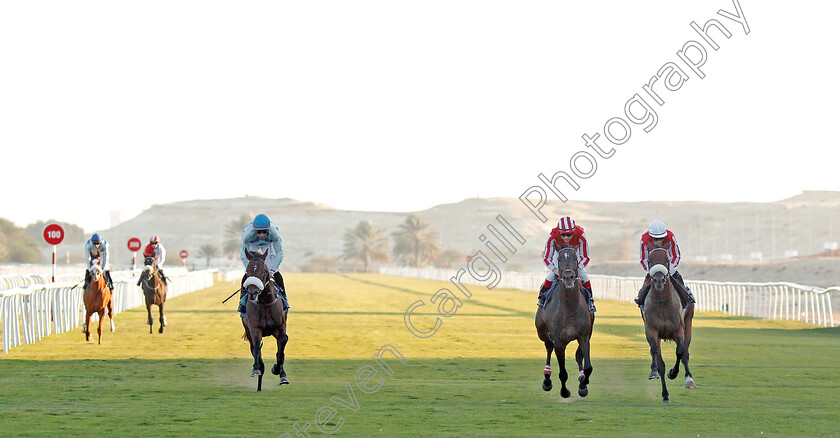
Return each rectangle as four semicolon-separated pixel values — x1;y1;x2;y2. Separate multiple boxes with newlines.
1;273;838;437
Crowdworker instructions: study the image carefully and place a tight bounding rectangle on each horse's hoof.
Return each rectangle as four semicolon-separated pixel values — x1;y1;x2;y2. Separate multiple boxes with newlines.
663;399;670;404
649;371;660;380
158;326;164;334
279;377;290;385
542;380;553;392
560;388;571;398
578;387;589;397
251;369;262;377
668;369;678;380
686;377;696;389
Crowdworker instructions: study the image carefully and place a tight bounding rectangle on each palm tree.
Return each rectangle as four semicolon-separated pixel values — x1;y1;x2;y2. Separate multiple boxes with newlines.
223;214;252;254
392;214;439;267
198;244;218;267
342;220;389;272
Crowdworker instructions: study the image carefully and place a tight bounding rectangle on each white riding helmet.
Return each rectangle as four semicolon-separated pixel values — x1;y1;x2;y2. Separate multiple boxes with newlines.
648;220;668;239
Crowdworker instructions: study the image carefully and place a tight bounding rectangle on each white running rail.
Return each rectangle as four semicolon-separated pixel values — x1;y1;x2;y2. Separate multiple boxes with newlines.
379;267;837;327
1;268;218;353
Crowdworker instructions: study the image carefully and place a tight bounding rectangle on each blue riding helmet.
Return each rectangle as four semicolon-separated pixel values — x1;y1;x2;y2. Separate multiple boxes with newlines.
91;233;102;244
253;214;271;230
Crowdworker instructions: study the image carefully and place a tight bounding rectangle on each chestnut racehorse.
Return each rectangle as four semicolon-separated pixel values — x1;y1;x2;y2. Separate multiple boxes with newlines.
642;248;696;403
535;246;594;398
242;249;289;391
82;261;115;344
139;255;167;334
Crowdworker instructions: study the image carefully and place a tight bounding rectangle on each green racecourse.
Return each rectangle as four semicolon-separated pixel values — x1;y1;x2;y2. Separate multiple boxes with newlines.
1;273;838;437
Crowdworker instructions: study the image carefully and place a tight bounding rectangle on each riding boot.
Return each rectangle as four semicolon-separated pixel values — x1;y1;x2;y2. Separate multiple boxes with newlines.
136;275;142;287
273;272;289;310
104;271;114;291
158;268;168;285
537;284;550;308
581;287;596;313
238;274;248;315
84;270;91;290
238;293;248;317
634;275;651;310
670;271;696;310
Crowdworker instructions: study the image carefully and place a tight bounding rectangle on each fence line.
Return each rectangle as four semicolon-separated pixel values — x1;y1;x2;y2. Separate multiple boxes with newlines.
379;267;836;327
1;268;218;354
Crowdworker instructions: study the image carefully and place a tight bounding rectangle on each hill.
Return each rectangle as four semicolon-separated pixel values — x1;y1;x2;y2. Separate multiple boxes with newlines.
49;192;840;285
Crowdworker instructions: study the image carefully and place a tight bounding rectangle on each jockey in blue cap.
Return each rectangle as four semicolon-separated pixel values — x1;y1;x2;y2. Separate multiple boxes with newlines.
237;214;288;316
84;233;114;291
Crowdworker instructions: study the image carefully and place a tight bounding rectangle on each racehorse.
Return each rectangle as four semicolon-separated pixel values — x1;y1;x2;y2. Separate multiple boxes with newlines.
242;249;289;391
82;261;115;344
139;255;167;334
535;245;594;398
642;247;696;403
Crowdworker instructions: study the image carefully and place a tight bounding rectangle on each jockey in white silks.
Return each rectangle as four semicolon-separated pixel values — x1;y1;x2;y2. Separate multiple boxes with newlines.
137;234;169;286
633;220;696;311
84;233;114;291
237;213;288;316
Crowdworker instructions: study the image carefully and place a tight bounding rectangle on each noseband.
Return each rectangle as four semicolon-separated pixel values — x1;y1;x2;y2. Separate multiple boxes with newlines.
244;260;276;305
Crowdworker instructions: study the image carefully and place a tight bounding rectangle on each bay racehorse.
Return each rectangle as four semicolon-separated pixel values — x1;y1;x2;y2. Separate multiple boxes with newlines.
535;245;594;398
642;247;696;403
139;255;167;334
82;261;115;344
242;249;289;391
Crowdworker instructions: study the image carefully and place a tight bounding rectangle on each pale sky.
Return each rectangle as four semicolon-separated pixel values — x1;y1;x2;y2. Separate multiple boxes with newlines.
1;1;837;232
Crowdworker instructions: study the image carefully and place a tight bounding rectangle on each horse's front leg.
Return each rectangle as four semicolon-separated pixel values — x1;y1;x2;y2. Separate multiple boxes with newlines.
107;297;115;332
668;330;685;380
272;328;290;385
554;343;571;398
97;310;105;344
542;339;554;392
646;331;669;403
575;338;593;397
249;328;264;377
158;302;166;334
146;303;153;334
83;310;92;341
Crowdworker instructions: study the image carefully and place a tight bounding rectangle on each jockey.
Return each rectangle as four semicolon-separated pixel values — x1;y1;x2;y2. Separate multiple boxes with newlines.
84;233;114;291
634;220;696;310
537;216;596;312
237;213;288;316
137;235;168;286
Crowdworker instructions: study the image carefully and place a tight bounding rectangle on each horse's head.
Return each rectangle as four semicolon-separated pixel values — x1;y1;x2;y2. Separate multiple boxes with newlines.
556;245;579;289
243;250;271;303
143;256;156;274
648;248;670;291
89;262;103;281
